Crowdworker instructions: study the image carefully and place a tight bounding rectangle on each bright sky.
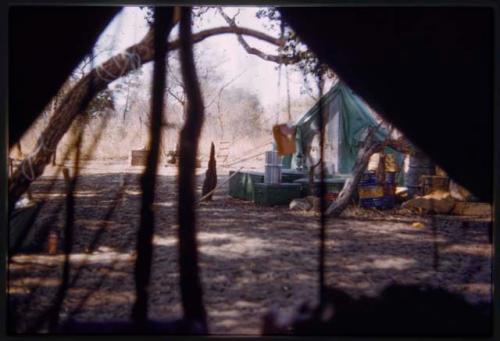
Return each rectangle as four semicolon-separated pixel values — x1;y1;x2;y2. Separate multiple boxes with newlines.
88;6;323;122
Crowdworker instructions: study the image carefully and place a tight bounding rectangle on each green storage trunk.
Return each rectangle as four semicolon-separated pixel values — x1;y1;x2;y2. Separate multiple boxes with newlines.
281;169;306;183
294;175;350;196
254;183;303;206
228;169;305;201
228;170;264;201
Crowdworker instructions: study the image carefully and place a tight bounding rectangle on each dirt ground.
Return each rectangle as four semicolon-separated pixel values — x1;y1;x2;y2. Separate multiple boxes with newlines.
8;160;493;335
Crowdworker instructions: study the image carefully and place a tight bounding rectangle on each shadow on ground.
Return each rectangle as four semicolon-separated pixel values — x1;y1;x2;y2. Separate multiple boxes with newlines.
8;171;493;335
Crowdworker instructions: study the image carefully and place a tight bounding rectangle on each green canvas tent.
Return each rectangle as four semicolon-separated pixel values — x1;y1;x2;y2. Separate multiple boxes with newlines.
287;80;404;184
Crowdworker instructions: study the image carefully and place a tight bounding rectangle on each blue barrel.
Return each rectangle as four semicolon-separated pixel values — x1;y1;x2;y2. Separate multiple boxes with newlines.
360;196;387;209
359;171;396;210
360;171;378;186
360;195;395;209
358;183;385;209
383;195;395;209
385;171;396;185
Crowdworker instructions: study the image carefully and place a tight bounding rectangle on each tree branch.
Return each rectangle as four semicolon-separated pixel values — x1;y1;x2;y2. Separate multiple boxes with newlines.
218;8;300;65
165;87;185;106
8;21;297;209
177;7;208;331
183;25;285;49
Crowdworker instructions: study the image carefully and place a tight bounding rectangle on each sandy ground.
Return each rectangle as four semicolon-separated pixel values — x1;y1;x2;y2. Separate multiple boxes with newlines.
8;160;492;335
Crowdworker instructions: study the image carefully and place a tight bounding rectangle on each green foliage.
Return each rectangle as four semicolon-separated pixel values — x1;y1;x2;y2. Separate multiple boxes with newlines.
256;7;335;91
140;6;154;26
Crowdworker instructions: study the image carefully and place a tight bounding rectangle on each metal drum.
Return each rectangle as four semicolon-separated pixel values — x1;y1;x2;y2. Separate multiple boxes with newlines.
384;172;396;197
359;171;378;186
385;171;397;185
358;184;385;209
264;151;282;184
405;152;435;198
359;171;395;209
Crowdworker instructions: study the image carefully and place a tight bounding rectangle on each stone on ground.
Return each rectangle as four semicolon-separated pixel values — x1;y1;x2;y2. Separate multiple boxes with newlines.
289;198;312;211
452;202;492;217
401;190;456;214
449;180;473;201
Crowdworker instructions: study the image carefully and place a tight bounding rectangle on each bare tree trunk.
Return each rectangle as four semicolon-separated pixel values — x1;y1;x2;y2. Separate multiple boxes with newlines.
325;128;382;217
131;7;172;329
177;7;207;331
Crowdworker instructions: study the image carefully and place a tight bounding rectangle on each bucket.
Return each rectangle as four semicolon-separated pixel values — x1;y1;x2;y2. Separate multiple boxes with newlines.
265;165;282;184
264;151;282;184
265;151;281;165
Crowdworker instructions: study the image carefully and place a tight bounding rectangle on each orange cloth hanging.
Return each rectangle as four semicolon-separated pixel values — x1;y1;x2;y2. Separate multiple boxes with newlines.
272;124;296;156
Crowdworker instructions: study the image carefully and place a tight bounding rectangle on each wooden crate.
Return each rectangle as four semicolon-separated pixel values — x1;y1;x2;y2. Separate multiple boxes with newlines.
421;175;449;195
130;149;149;166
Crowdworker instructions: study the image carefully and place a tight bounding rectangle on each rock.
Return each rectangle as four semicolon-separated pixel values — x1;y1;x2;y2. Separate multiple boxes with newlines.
452;202;492;217
395;186;408;203
306;196;321;212
289;196;324;212
423;189;451;200
449;180;473;201
435;166;448;177
411;222;425;228
14;197;35;210
289;198;312;211
402;190;456;214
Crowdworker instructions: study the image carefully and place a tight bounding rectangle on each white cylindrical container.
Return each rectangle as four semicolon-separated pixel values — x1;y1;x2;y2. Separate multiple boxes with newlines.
264;150;282;184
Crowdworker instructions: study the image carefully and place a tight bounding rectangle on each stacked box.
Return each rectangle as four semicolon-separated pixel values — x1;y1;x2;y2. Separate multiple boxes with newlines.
254;183;303;206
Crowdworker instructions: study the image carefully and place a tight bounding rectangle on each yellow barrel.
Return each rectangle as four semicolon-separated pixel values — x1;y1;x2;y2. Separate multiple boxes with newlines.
358;185;384;199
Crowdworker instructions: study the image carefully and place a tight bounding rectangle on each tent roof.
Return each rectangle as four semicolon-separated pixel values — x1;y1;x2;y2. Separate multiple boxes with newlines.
295;80;390;148
292;80;400;174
